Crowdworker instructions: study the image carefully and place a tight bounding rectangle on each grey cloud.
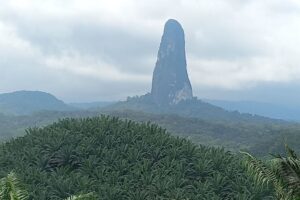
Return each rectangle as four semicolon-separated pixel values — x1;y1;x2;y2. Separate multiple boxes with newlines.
1;0;300;103
8;17;158;75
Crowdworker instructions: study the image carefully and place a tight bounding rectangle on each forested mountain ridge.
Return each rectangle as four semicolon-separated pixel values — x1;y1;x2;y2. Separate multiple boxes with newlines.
0;109;299;157
0;91;74;115
104;110;300;156
0;116;272;199
104;94;287;125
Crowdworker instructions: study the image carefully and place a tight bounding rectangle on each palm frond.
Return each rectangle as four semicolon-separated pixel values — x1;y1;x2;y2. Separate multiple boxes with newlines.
242;147;300;200
0;172;28;200
285;144;298;159
241;151;279;187
64;192;96;200
278;156;300;196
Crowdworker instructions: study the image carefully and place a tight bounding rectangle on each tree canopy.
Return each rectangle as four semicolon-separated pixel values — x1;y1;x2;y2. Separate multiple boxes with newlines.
0;116;272;199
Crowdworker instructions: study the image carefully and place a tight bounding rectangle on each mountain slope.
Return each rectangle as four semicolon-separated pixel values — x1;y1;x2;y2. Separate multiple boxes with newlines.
1;108;299;156
69;101;115;110
104;94;285;125
103;110;300;156
0;91;74;115
0;116;271;199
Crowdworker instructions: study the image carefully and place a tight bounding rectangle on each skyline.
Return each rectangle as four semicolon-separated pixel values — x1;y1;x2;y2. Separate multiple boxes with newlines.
1;0;300;104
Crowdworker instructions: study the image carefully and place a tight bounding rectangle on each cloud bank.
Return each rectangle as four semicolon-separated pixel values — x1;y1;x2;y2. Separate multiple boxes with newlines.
1;0;300;103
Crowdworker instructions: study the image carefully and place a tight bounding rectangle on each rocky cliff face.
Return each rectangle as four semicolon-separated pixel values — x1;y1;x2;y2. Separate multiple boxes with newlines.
151;19;193;105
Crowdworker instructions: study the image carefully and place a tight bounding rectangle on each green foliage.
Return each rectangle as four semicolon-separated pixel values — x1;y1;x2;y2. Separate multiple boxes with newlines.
0;171;94;200
103;110;300;156
0;116;272;199
0;172;28;200
0;109;300;157
0;91;73;116
64;193;96;200
242;146;300;199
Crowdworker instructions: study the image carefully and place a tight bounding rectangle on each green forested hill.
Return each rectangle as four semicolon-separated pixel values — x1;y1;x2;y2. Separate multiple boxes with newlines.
0;116;272;199
0;111;97;140
104;95;285;125
0;110;299;157
0;91;74;115
104;110;300;157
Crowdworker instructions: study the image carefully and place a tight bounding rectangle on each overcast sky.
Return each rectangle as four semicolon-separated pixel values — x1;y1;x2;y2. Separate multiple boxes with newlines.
1;0;300;104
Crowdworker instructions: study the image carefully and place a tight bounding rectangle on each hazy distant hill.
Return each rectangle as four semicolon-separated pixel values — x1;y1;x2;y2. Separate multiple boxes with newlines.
206;99;300;122
69;101;115;110
0;91;74;115
0;108;299;156
104;94;285;125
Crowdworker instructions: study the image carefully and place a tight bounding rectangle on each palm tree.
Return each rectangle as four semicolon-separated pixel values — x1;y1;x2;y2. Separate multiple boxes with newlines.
242;145;300;200
0;172;28;200
0;171;96;200
64;193;96;200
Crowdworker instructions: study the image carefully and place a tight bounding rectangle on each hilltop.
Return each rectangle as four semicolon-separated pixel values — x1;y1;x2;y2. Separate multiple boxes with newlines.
0;91;74;115
0;116;271;199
